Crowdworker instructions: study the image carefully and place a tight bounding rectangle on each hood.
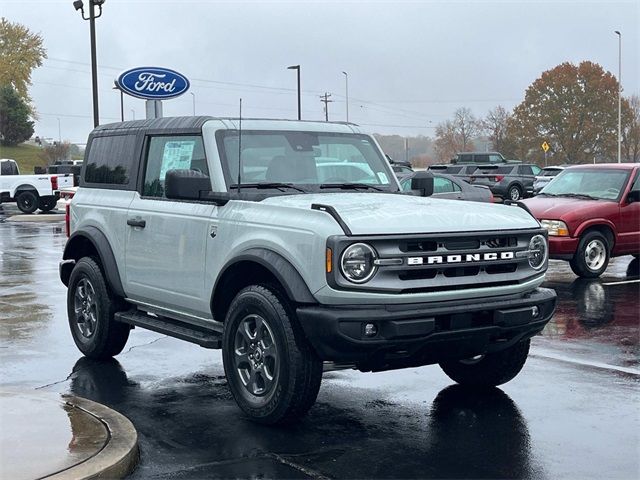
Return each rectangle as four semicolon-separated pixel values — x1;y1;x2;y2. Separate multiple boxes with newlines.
261;193;539;235
522;195;600;220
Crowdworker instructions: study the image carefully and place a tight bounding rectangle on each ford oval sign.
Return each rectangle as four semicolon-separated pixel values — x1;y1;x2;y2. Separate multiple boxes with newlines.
116;67;190;100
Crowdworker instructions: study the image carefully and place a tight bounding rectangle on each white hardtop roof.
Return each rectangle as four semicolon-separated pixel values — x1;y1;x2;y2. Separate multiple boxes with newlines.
205;118;363;134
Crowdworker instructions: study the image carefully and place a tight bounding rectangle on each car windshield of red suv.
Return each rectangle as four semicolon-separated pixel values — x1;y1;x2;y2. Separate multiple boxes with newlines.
540;169;629;201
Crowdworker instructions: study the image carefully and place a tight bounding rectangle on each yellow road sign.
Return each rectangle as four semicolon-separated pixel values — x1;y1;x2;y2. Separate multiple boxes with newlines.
541;141;550;153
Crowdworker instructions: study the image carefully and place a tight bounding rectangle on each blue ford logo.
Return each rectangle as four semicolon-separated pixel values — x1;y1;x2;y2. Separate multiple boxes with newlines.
116;67;190;100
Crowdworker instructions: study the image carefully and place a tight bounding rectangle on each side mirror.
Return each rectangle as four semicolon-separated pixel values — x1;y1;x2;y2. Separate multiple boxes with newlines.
410;171;435;197
165;169;212;201
627;190;640;203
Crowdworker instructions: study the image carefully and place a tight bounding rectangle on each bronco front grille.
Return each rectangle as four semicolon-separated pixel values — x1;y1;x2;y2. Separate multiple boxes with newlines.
327;229;545;294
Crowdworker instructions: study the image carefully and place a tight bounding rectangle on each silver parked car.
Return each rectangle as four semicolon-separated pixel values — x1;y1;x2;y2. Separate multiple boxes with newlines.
533;166;567;195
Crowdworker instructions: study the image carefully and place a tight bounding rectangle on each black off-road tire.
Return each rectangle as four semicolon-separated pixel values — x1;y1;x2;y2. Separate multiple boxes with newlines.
38;196;57;212
67;257;130;359
439;339;531;387
569;231;610;278
507;184;522;201
222;285;323;425
16;190;39;214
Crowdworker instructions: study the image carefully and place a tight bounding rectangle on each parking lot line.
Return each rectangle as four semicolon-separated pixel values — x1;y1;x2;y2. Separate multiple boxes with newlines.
602;279;640;286
531;351;640;376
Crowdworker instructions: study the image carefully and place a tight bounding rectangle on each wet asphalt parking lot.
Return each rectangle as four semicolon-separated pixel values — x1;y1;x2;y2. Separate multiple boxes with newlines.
1;204;638;480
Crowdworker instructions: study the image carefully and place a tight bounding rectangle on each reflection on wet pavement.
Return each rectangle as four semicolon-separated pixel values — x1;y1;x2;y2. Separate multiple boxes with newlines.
0;391;108;480
541;257;640;368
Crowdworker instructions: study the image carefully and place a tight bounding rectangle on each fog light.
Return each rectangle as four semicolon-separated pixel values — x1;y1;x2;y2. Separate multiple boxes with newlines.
364;323;378;337
531;306;540;318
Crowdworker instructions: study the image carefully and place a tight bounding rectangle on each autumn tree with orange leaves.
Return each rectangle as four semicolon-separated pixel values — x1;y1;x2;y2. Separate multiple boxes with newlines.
508;61;622;164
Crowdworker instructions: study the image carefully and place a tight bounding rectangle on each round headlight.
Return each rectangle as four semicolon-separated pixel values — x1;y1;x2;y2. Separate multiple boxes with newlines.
528;234;548;270
340;243;377;283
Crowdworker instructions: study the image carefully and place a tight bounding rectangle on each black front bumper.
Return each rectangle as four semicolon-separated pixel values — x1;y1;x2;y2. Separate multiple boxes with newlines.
297;287;556;371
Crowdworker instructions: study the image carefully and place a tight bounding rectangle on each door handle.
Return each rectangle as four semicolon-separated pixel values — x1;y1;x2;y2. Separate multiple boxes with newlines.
127;217;146;228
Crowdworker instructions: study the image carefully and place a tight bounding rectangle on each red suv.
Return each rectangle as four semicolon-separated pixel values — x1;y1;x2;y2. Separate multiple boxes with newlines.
523;164;640;278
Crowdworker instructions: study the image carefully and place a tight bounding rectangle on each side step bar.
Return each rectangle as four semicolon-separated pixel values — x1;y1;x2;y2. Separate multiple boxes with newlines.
115;310;222;349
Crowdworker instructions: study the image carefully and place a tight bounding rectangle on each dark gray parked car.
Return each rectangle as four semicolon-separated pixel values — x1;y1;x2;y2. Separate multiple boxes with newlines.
401;172;494;202
469;164;542;201
428;164;481;183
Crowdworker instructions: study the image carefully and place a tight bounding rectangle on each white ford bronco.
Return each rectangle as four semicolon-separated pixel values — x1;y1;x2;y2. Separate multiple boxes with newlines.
60;117;556;424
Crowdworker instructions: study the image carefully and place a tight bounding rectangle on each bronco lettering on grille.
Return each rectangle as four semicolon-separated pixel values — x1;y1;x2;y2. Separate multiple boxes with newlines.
407;251;515;265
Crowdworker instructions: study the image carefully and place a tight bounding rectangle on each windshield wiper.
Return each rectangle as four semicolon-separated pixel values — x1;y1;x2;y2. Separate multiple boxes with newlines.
319;182;384;191
230;182;308;193
555;193;601;201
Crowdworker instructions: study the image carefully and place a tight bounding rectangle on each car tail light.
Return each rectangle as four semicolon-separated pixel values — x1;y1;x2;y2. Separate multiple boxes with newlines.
51;175;58;190
65;203;71;238
494;175;504;182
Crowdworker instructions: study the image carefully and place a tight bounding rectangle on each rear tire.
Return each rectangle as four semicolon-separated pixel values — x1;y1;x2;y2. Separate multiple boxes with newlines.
67;257;130;359
222;285;323;424
507;184;522;201
439;339;530;387
16;190;39;214
38;196;57;213
569;231;610;278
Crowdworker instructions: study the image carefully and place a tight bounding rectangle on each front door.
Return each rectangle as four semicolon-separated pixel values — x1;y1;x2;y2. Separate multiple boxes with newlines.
125;134;216;318
618;170;640;254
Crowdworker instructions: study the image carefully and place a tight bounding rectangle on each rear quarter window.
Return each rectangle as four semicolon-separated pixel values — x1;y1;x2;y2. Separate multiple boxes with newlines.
84;134;137;186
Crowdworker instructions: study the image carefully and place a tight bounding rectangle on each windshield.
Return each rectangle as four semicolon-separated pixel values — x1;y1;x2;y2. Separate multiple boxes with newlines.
541;169;629;200
217;131;397;191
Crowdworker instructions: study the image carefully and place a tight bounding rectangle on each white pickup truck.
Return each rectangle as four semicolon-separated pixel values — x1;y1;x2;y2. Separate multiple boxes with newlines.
0;158;74;213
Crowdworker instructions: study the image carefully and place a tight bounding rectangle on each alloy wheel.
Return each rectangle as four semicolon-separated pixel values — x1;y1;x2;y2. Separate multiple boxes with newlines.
233;314;279;396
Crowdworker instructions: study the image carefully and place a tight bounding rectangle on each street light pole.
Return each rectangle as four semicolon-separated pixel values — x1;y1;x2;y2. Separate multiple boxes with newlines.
615;30;622;163
190;92;196;116
342;71;349;122
287;65;301;120
73;0;105;128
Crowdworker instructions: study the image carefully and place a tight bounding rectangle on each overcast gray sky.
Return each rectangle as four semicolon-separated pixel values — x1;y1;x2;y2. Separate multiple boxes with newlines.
3;0;639;144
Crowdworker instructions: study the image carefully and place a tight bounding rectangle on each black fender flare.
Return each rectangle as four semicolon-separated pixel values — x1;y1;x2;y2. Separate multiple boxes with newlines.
212;248;317;308
61;226;125;297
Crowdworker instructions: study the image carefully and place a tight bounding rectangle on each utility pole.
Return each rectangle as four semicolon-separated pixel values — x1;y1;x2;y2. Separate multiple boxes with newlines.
320;93;333;122
404;137;409;163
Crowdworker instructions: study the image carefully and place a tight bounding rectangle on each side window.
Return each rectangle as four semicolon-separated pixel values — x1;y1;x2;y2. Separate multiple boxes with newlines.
631;173;640;192
85;134;137;185
531;165;542;175
474;154;489;164
0;161;11;175
452;181;462;192
489;154;502;163
143;136;208;198
519;165;533;175
433;177;454;194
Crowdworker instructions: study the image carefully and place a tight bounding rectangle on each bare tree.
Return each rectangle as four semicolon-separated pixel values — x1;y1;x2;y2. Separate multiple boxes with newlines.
434;120;459;162
454;107;480;151
39;142;71;165
482;106;509;151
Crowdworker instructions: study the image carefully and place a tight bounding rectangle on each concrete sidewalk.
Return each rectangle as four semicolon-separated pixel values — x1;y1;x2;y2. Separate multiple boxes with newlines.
0;390;138;480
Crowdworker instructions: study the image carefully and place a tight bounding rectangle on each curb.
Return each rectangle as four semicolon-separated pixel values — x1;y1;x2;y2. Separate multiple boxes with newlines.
46;395;139;480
